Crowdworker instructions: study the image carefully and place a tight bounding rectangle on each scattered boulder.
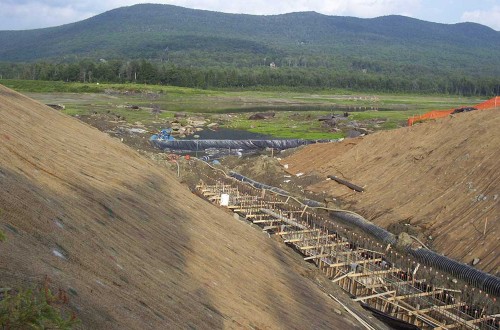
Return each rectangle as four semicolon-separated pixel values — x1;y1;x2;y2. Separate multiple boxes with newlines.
318;113;349;121
188;117;207;127
346;130;363;138
318;114;335;121
174;112;187;118
452;107;477;114
127;128;147;134
472;258;480;266
355;127;373;135
46;104;65;110
249;112;275;120
321;117;347;128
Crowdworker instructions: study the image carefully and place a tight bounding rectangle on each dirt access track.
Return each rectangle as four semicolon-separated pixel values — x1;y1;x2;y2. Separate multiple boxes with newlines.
0;85;366;329
283;108;500;275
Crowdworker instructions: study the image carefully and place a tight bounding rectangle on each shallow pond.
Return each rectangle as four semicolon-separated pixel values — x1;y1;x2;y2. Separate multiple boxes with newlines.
217;105;391;113
189;127;273;140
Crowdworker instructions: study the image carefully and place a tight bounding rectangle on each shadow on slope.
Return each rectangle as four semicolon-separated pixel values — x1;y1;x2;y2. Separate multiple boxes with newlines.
0;84;360;329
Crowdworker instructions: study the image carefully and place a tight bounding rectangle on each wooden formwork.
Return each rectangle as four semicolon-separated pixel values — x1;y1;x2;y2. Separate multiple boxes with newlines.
196;180;499;330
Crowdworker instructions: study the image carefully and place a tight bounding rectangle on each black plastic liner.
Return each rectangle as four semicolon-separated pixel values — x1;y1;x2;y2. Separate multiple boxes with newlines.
151;139;328;151
331;211;398;245
229;171;324;207
360;302;422;329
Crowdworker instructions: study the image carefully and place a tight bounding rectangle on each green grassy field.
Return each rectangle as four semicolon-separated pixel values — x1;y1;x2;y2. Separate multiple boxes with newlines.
1;79;485;139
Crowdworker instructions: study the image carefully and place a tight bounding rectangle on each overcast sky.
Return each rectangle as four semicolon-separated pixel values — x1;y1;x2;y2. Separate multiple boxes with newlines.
1;0;499;31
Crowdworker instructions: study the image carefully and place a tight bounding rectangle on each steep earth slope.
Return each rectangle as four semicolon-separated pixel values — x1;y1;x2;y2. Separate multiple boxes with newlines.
0;84;361;329
283;109;500;275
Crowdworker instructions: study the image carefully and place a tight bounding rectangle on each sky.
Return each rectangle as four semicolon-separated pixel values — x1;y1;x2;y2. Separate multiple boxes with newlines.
1;0;499;31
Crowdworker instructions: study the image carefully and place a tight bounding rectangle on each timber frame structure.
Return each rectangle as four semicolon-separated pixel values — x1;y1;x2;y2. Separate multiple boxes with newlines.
196;177;499;330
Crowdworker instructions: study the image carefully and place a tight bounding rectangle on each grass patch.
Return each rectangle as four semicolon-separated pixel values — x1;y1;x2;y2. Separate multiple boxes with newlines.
0;286;78;329
2;79;487;137
0;79;213;96
226;112;344;139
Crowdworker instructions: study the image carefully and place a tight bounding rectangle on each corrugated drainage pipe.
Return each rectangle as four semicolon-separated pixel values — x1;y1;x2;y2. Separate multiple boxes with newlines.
409;248;500;297
333;210;500;296
330;211;397;246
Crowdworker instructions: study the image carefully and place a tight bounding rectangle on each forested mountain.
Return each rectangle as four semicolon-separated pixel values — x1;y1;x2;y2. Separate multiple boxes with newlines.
0;4;499;94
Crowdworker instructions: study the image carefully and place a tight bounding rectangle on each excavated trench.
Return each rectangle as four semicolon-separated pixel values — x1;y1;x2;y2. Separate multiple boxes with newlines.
193;163;499;330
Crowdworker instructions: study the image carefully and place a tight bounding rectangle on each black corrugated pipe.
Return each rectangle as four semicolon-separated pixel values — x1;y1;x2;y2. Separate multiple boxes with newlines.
330;211;398;245
409;248;500;297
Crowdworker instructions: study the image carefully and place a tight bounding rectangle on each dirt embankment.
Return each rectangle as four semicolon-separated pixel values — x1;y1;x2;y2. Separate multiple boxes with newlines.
0;85;362;329
283;109;500;275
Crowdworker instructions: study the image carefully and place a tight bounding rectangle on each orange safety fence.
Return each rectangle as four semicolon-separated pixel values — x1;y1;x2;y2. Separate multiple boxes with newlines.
407;96;500;126
475;96;500;110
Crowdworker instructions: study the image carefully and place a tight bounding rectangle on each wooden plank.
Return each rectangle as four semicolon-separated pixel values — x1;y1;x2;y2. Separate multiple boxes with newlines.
263;225;288;231
348;268;402;278
353;290;396;302
284;234;336;243
304;253;331;261
302;234;338;242
362;281;392;290
363;278;426;290
278;229;320;236
245;214;270;219
408;302;466;316
330;250;356;257
375;296;448;328
331;271;354;283
387;289;443;302
437;314;495;330
299;242;348;251
329;258;382;268
285;237;309;243
260;208;307;230
252;219;280;224
234;207;262;212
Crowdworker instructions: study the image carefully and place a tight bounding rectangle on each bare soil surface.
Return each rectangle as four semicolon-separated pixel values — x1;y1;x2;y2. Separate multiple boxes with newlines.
0;85;368;329
282;110;500;275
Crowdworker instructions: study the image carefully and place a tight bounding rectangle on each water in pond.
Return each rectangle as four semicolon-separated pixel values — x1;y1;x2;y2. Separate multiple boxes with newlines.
181;127;273;140
215;105;393;113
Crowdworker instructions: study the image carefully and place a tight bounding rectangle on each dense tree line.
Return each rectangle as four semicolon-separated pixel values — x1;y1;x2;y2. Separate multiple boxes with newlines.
0;60;498;96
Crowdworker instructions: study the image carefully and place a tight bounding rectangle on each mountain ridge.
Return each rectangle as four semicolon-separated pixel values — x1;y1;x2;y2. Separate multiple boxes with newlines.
1;3;499;91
